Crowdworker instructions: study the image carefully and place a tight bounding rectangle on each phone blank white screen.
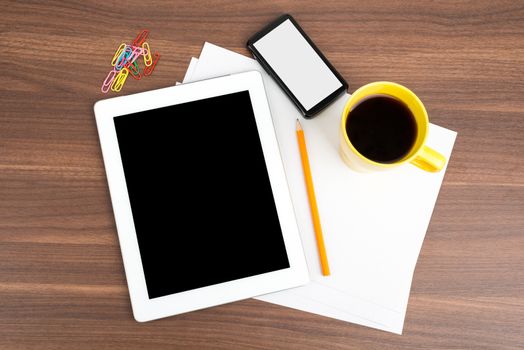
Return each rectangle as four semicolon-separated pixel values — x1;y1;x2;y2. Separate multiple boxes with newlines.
253;19;343;111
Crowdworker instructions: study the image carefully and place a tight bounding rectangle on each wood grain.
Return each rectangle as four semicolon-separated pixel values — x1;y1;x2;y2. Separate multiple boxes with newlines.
1;0;523;349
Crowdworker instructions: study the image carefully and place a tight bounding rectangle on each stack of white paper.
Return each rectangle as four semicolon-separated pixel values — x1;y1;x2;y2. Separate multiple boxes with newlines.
181;43;457;334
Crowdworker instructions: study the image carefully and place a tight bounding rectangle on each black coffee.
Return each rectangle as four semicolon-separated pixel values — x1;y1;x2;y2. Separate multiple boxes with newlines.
345;95;417;163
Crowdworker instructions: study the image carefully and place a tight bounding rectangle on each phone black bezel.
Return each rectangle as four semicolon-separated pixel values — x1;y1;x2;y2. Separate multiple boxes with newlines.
247;14;348;118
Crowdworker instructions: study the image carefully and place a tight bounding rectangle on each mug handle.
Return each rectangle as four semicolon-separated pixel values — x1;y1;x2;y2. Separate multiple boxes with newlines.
410;146;446;172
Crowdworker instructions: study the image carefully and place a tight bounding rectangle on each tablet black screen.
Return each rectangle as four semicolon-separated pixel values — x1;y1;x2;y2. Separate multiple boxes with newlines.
113;91;290;299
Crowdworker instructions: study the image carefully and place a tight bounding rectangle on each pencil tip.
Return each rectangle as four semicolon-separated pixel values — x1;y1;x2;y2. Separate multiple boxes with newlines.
296;119;302;130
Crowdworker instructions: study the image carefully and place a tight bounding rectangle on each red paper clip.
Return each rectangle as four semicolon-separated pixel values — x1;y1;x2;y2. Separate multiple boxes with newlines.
128;61;141;80
129;70;141;80
132;29;149;47
143;52;160;76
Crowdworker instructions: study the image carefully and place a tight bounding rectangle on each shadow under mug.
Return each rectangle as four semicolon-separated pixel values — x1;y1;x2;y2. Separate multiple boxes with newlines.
340;82;446;172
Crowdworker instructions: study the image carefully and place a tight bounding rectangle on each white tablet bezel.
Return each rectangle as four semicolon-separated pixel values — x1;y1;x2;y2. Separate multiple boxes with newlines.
94;71;309;322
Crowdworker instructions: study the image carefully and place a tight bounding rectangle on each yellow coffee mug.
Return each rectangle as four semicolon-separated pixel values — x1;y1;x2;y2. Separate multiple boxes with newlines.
340;82;446;172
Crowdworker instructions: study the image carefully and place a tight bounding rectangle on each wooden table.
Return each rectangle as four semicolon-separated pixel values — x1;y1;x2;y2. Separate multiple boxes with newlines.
2;1;523;349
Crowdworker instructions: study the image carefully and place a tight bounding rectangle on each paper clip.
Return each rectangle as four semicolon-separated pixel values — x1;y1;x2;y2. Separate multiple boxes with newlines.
102;29;159;93
115;46;133;71
113;47;127;70
143;52;160;76
129;45;147;55
132;29;149;47
129;70;141;80
111;43;126;66
114;49;127;71
111;68;129;92
127;46;144;65
128;60;141;80
101;68;118;93
142;42;153;66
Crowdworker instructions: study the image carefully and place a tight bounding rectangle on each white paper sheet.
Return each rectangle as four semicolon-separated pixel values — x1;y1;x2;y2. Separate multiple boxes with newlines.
183;43;457;334
182;57;199;83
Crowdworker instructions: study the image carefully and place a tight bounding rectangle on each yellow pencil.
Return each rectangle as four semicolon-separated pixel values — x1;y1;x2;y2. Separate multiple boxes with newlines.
295;119;330;276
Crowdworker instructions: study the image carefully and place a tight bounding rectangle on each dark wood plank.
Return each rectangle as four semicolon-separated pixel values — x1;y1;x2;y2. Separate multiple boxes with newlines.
1;0;523;349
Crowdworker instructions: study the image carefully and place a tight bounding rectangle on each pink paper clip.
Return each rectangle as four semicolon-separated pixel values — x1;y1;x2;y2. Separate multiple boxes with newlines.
127;46;144;65
101;68;117;93
130;45;144;53
132;29;149;47
143;52;160;76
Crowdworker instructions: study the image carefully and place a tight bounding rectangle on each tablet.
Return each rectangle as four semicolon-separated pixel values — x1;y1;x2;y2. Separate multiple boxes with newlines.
94;71;309;322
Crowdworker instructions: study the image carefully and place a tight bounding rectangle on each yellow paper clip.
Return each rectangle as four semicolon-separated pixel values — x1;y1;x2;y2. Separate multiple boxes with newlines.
111;67;129;92
142;42;153;66
111;43;126;66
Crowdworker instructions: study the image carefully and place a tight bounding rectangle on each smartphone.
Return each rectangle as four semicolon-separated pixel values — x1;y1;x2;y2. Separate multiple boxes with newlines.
247;14;348;118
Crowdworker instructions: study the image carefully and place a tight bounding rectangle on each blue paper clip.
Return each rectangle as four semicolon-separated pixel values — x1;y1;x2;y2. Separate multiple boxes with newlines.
115;46;133;71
